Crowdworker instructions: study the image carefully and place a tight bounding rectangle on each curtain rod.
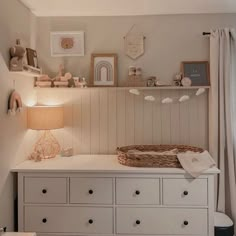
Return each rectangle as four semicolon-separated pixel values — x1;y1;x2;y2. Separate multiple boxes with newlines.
202;32;211;35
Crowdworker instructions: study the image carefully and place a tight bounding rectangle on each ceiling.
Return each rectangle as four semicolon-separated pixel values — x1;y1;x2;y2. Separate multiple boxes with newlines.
19;0;236;17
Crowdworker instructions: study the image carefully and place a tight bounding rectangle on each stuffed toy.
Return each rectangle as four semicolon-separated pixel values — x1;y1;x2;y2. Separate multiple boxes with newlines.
9;39;26;71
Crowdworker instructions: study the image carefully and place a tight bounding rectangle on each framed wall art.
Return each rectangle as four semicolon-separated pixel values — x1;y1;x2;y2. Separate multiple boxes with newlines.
91;53;118;87
26;48;39;68
50;31;85;57
181;61;210;86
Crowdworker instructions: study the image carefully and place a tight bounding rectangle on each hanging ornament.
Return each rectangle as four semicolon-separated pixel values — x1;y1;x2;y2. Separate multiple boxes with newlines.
179;95;190;102
129;89;140;95
8;90;23;116
162;98;173;104
196;88;206;96
144;96;155;102
124;24;145;60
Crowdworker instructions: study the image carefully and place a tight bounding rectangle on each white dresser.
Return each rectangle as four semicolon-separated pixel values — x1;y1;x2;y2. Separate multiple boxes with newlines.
12;155;220;236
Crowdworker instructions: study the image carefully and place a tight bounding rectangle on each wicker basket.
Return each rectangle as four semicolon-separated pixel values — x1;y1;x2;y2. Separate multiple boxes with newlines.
117;145;204;168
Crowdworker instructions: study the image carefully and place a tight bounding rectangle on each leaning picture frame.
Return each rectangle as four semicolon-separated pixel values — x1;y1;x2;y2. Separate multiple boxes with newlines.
91;53;118;87
50;31;85;57
181;61;210;86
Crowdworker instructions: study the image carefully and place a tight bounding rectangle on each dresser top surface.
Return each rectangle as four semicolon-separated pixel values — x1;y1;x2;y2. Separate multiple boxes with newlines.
11;155;220;175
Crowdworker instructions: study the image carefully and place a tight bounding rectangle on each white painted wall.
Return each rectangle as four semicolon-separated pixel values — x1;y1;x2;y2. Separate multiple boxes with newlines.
36;14;236;86
36;88;209;154
0;0;37;230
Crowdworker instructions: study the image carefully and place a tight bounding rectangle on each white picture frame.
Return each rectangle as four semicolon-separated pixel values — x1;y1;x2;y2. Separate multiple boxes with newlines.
50;31;85;57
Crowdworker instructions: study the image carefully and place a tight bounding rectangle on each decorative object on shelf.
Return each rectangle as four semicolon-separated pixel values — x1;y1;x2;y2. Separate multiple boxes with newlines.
27;106;64;159
26;48;39;68
61;147;73;157
9;39;26;71
9;39;42;76
173;72;182;86
50;31;85;57
35;64;87;88
181;61;210;86
91;53;118;87
146;76;156;87
181;77;192;87
8;89;23;116
127;66;145;87
124;24;145;60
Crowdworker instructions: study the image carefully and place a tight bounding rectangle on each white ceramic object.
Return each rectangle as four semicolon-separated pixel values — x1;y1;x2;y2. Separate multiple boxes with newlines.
181;77;192;87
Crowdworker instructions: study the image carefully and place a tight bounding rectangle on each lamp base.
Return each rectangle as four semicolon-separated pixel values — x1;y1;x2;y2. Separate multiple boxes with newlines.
34;130;61;159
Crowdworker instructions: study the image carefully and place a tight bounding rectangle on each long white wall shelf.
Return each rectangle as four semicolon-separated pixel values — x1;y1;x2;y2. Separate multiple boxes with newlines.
34;86;210;90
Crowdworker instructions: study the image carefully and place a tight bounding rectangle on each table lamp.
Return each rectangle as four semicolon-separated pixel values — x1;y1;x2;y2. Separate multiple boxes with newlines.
27;106;64;159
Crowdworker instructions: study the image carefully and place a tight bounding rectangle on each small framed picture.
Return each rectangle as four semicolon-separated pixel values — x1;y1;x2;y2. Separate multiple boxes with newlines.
91;53;118;87
50;31;85;57
181;61;210;86
26;48;39;68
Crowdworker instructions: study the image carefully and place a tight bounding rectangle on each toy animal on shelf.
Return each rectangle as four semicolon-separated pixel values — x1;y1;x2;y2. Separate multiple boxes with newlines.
9;39;26;71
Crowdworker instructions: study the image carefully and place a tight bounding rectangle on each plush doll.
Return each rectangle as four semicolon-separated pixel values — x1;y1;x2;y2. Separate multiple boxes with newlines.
9;39;26;71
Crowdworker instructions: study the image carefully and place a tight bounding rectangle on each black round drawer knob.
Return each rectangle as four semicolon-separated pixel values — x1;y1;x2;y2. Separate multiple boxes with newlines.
88;219;93;224
136;220;141;225
183;191;189;196
42;218;47;223
88;190;94;195
135;190;140;195
184;221;189;226
42;189;47;194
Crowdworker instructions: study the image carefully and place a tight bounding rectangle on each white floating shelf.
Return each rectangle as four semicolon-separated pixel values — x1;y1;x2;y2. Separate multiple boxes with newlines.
10;65;42;78
34;86;210;90
10;70;42;78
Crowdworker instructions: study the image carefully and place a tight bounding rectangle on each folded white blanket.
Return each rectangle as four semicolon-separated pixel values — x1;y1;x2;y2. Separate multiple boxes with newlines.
177;151;216;178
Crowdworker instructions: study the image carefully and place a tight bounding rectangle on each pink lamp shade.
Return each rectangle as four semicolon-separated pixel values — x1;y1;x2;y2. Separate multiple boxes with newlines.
27;106;64;130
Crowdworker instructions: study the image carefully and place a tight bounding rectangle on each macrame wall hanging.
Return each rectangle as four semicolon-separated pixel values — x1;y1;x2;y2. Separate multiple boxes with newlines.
124;24;146;60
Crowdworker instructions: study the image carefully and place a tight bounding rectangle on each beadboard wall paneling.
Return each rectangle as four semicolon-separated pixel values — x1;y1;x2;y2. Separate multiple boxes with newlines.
36;88;209;154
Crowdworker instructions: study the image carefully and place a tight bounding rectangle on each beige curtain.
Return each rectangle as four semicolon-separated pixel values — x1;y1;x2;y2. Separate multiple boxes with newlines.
209;28;236;233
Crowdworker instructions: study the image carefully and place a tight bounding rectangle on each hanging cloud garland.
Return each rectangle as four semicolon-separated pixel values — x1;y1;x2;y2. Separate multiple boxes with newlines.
128;87;206;103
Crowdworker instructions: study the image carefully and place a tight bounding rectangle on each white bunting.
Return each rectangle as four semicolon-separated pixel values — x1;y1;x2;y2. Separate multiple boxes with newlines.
129;89;140;95
196;88;206;96
144;96;155;102
162;98;173;104
179;95;190;102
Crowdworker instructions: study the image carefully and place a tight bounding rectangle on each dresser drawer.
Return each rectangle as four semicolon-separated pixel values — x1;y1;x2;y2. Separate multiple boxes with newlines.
116;178;160;205
70;177;113;204
116;208;207;235
24;206;113;234
24;177;67;204
163;178;208;206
